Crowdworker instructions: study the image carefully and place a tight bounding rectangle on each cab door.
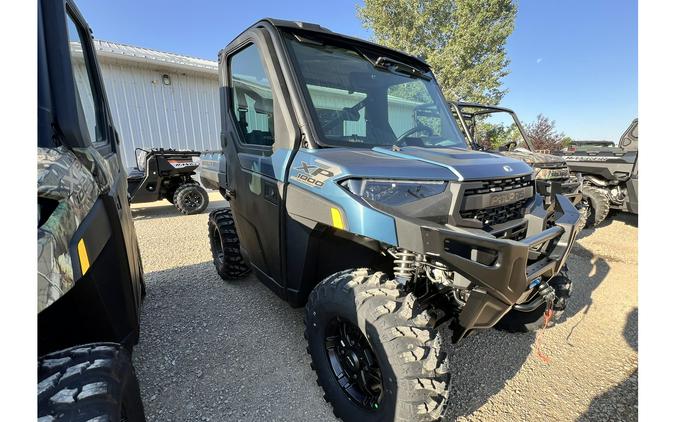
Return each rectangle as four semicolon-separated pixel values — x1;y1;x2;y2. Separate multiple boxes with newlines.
38;0;143;353
220;40;285;291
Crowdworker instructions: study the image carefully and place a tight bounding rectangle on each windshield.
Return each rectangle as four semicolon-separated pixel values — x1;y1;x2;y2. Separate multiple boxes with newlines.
283;32;466;149
455;107;531;151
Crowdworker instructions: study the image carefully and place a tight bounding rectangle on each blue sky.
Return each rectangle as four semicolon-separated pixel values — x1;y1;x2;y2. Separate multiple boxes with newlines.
76;0;637;142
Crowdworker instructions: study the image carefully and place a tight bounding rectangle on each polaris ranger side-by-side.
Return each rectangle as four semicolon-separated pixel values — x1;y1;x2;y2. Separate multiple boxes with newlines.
127;148;209;214
204;20;580;421
555;119;638;226
449;102;588;227
38;1;145;420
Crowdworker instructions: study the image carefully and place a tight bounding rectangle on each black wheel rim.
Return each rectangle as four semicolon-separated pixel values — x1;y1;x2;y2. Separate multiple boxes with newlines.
325;317;383;410
183;189;203;210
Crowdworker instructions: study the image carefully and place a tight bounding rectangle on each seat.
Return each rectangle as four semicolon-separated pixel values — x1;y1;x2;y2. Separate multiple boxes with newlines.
127;168;145;180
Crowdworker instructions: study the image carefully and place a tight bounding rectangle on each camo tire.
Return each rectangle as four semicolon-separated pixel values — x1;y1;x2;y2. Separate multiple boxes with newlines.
305;269;450;422
581;185;610;227
38;343;145;422
495;274;573;333
208;208;250;280
173;183;209;215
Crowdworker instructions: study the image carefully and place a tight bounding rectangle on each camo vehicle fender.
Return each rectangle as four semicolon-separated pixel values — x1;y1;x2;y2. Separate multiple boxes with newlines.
38;147;100;312
500;148;566;166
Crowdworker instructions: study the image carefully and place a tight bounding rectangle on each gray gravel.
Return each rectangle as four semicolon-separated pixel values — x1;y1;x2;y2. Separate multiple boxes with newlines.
132;194;637;421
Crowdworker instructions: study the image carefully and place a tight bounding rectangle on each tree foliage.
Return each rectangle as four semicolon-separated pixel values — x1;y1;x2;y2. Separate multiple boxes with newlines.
524;114;570;152
474;121;522;150
358;0;517;104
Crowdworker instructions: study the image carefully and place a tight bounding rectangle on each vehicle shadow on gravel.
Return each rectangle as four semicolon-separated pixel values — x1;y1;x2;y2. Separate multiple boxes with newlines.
134;245;612;421
578;308;638;421
443;242;611;420
131;198;228;221
577;211;637;240
134;261;334;422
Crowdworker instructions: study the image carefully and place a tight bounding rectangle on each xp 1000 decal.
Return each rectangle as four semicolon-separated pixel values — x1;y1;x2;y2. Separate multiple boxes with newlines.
292;159;342;188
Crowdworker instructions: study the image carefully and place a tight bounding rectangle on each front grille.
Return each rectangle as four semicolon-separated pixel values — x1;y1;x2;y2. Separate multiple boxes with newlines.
460;175;533;228
460;199;528;227
493;222;528;241
463;175;533;196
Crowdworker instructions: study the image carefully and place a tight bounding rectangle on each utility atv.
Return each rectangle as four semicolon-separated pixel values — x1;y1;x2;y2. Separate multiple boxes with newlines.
449;102;588;227
127;148;209;215
555;119;638;226
38;1;145;420
206;19;580;421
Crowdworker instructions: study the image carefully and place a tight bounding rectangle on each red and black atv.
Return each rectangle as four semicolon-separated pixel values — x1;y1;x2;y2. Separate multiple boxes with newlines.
128;148;209;214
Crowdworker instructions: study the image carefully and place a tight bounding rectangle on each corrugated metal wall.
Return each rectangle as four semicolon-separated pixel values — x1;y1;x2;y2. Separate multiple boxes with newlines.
79;61;221;170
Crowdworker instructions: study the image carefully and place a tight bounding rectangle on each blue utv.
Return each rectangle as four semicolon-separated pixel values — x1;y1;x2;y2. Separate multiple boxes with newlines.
201;19;580;422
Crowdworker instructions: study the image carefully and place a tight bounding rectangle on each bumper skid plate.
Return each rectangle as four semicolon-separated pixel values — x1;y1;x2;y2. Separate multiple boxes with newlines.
420;194;580;341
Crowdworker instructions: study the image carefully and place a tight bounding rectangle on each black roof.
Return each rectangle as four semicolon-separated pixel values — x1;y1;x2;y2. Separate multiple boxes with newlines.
229;18;430;70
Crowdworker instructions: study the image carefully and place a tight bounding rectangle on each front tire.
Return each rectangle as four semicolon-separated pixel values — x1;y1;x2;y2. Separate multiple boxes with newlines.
305;269;450;422
38;343;145;422
173;183;209;215
208;208;250;280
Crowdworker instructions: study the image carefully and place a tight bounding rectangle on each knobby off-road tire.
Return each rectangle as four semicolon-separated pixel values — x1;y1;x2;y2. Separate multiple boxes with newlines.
305;269;450;422
173;183;209;215
38;343;145;422
575;202;590;230
581;185;610;228
208;208;250;280
166;181;198;205
494;274;573;333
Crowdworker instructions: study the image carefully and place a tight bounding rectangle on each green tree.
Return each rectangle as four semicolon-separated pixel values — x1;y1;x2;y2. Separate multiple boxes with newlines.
358;0;517;104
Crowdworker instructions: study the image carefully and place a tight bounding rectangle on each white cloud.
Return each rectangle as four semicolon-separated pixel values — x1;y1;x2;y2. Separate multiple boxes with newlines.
536;58;543;64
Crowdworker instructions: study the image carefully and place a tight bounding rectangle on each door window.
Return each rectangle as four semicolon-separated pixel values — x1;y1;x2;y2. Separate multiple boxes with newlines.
66;11;105;145
230;44;275;146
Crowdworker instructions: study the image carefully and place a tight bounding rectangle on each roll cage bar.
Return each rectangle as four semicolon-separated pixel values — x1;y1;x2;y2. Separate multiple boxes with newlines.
448;101;536;152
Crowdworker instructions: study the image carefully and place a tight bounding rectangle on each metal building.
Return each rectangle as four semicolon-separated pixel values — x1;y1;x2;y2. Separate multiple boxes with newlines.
86;40;221;170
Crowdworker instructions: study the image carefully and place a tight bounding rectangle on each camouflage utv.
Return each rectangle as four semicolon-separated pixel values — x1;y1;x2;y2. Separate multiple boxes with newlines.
38;0;145;420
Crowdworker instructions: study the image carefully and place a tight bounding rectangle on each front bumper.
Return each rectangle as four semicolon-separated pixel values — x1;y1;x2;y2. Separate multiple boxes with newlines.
393;194;580;342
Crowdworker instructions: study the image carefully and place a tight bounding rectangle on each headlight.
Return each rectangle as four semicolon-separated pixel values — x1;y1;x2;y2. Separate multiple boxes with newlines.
341;179;448;206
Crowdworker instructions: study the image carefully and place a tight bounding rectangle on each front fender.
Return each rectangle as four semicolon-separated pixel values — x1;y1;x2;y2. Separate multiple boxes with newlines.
286;151;398;246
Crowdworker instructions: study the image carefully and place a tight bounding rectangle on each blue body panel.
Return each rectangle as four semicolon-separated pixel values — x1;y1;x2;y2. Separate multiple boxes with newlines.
203;145;535;248
288;149;400;246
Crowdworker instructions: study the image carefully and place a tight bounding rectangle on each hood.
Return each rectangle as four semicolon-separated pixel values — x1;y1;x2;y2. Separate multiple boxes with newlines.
373;147;533;181
499;148;566;168
304;146;533;182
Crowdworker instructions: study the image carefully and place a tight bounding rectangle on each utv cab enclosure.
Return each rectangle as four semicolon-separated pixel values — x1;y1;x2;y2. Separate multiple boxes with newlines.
207;19;580;422
38;0;145;420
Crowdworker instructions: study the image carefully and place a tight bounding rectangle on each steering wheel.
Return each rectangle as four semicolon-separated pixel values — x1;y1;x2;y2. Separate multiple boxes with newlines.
393;123;434;146
498;139;518;152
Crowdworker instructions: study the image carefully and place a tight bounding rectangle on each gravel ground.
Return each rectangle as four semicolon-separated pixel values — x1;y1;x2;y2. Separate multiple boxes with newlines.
132;193;637;421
